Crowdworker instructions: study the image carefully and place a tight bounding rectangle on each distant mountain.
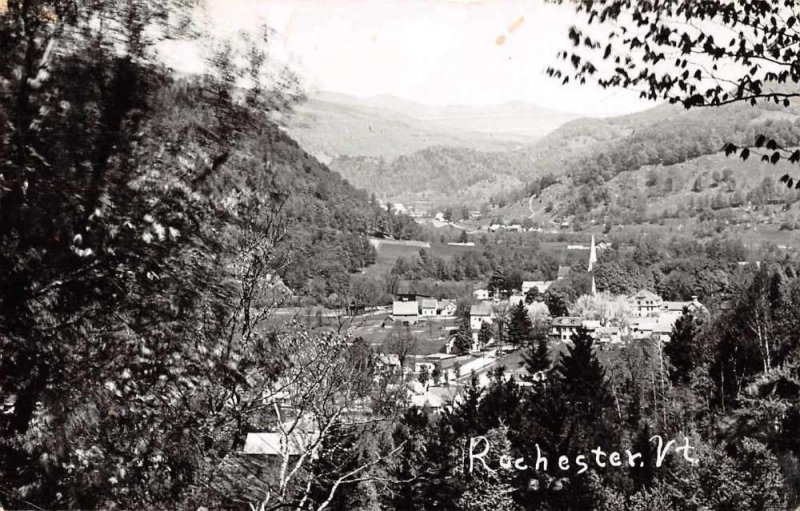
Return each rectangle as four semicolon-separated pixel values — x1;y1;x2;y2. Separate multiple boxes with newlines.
490;101;800;232
285;92;577;162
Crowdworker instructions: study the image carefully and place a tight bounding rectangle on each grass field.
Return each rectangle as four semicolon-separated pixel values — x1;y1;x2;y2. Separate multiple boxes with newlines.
362;240;480;278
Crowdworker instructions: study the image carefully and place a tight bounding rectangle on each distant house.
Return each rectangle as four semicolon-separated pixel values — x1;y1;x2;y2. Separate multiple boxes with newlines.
473;288;490;300
595;326;622;344
661;296;706;321
420;299;438;317
408;385;464;413
630;317;672;341
507;224;522;232
549;316;583;342
376;353;401;372
522;280;553;294
414;361;436;375
582;319;601;333
242;432;318;456
242;417;320;457
509;294;526;307
470;302;494;331
392;300;419;324
629;289;664;317
438;300;457;317
557;266;572;280
392;203;408;215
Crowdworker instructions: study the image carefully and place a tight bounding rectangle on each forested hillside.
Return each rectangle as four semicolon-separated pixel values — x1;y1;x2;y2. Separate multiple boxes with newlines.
324;92;800;224
0;4;421;508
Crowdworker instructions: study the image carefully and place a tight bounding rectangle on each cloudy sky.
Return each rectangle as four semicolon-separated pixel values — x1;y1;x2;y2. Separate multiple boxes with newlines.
192;0;657;117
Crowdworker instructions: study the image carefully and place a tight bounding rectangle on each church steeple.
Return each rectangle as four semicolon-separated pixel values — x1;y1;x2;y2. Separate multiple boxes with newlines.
589;235;597;295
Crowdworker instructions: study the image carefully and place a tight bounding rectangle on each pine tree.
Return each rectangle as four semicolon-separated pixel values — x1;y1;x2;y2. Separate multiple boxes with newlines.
477;321;493;348
507;302;533;346
556;326;613;419
664;309;698;384
488;267;506;298
454;318;473;354
524;337;550;374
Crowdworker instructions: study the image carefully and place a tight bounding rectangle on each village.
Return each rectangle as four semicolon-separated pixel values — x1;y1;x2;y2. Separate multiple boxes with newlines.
370;236;709;416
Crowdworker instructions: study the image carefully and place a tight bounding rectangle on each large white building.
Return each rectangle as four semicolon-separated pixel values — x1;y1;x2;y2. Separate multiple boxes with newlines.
469;302;493;331
629;289;664;317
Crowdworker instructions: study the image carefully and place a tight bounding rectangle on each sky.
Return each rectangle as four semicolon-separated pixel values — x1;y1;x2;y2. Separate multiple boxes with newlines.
182;0;659;117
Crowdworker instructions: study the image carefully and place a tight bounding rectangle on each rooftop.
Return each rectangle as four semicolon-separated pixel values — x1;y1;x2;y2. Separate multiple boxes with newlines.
470;302;493;316
393;301;418;316
630;289;662;301
551;317;583;327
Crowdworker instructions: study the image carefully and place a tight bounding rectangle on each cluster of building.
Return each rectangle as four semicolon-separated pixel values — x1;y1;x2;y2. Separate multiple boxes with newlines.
390;284;458;325
548;290;706;345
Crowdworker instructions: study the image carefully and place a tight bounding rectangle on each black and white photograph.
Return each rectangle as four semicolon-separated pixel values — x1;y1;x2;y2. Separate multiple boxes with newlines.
3;0;800;509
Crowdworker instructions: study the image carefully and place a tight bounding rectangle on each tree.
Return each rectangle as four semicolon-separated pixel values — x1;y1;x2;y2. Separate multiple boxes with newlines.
664;309;700;384
556;327;613;419
507;302;533;346
418;365;431;385
478;321;493;348
488;267;506;297
525;286;539;304
549;0;800;187
432;363;443;385
459;230;469;243
453;318;473;355
387;325;418;374
503;270;524;296
523;337;550;375
544;290;570;317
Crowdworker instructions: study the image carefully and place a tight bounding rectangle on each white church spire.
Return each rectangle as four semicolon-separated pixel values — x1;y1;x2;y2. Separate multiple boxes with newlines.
588;235;597;272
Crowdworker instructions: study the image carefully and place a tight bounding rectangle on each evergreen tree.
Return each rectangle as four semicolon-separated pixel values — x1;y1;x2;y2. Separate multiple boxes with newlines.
507;302;533;346
454;318;473;354
664;309;698;384
556;327;613;421
489;267;506;297
524;337;550;374
478;321;493;347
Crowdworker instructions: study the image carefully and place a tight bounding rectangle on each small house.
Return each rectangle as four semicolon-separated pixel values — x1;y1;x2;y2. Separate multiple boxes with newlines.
420;298;438;317
549;316;583;342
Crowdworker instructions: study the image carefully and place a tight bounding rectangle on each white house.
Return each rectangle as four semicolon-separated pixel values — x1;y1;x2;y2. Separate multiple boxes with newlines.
438;300;457;317
661;296;706;322
242;431;319;456
549;317;583;342
420;298;438;317
473;288;490;300
470;302;494;331
629;289;664;317
522;280;553;294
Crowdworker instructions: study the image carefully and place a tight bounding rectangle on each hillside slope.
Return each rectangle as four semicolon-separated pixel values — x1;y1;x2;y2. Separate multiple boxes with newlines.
285;92;577;162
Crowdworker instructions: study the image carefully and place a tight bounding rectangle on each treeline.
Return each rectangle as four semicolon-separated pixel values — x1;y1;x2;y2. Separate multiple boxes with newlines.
390;243;561;283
